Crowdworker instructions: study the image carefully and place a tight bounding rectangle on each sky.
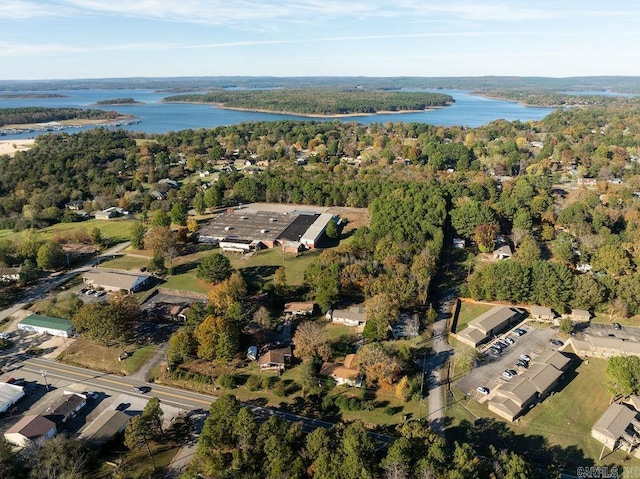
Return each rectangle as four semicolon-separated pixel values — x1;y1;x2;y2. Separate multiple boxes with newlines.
2;0;640;80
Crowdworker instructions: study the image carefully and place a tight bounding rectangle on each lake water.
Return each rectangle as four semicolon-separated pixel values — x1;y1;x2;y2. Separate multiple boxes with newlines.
0;88;554;140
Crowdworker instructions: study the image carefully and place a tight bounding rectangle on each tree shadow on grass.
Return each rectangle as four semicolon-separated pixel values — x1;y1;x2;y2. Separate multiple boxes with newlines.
172;262;198;275
240;265;279;286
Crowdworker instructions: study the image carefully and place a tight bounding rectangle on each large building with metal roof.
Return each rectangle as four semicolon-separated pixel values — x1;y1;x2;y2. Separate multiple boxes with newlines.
18;314;75;338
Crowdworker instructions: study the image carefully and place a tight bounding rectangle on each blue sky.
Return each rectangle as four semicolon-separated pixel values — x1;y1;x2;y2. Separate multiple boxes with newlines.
2;0;640;80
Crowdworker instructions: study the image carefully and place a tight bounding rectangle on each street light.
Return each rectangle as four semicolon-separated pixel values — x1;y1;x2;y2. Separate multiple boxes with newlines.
40;370;49;391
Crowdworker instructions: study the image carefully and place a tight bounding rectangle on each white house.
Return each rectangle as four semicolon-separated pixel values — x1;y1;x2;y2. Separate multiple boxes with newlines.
18;314;75;338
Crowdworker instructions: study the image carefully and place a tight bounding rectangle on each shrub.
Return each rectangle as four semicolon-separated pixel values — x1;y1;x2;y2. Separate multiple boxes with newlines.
217;374;236;389
261;375;274;389
273;380;287;397
246;374;262;391
383;406;396;416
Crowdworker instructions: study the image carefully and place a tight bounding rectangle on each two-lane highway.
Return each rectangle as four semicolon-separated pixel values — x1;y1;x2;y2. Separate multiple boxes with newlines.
21;357;215;410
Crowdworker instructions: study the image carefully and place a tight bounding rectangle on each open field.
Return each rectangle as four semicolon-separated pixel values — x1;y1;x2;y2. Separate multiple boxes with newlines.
98;254;149;271
0;218;137;245
447;357;640;468
58;338;157;376
230;248;321;286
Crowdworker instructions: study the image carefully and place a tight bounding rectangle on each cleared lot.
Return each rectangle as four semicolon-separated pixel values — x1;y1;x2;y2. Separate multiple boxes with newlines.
454;322;563;397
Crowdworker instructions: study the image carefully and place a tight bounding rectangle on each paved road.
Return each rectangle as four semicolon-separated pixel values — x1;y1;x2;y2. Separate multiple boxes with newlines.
131;341;169;382
425;288;455;436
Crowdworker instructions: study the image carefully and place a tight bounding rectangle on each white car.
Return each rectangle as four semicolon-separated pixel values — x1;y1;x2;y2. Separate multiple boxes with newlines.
0;333;10;340
476;386;490;395
502;370;516;379
519;354;531;362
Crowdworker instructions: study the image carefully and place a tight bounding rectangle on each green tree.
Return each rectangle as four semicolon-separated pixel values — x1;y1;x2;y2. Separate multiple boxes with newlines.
167;326;196;370
142;397;164;440
197;252;232;284
199;394;241;449
592;244;633;277
0;439;20;479
512;235;541;267
559;317;573;334
571;274;605;310
0;240;18;266
129;221;147;250
606;356;640;396
19;259;39;284
339;421;376;479
170;202;188;226
150;209;171;227
450;200;496;239
325;219;339;239
36;241;64;270
90;227;103;246
551;233;575;264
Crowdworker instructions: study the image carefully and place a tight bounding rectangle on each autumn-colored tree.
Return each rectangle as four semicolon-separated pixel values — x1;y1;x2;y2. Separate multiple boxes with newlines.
207;272;247;314
186;217;199;233
292;321;332;362
144;226;176;255
354;343;402;388
473;223;499;253
194;314;239;362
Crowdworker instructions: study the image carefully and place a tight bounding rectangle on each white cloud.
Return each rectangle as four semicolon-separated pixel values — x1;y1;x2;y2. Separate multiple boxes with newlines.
0;0;72;18
0;41;176;56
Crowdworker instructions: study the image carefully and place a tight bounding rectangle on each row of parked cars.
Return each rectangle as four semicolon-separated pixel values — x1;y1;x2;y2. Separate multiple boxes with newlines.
79;288;106;297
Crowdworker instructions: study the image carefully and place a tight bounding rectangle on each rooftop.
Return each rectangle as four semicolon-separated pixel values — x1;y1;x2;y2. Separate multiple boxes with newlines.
83;269;148;290
593;403;640;442
20;314;74;331
5;415;56;439
199;210;297;244
469;306;521;335
278;213;320;242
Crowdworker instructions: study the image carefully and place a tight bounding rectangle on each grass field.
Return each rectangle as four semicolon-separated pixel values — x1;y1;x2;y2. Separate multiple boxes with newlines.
446;357;640;468
58;338;157;376
0;218;136;245
229;248;321;286
454;301;494;332
98;254;149;271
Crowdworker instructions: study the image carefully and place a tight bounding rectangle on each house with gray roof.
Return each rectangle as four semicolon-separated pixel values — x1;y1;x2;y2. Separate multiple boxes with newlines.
83;269;149;294
530;305;555;321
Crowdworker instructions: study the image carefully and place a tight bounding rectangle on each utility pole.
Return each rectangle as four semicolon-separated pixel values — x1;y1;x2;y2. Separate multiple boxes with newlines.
40;370;49;391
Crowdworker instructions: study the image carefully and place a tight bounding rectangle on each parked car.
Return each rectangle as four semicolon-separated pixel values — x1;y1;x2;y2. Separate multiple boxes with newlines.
550;339;564;347
476;386;490;395
85;289;95;295
519;354;531;362
613;323;622;330
502;370;516;379
94;291;106;297
131;386;144;394
82;391;98;399
515;328;527;335
513;329;524;336
0;332;10;340
499;339;510;348
504;337;515;345
516;359;529;368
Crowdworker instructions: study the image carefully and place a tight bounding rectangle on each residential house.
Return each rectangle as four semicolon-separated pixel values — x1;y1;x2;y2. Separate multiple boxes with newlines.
493;244;513;260
4;415;57;448
592;402;640;454
456;306;523;348
259;346;292;372
95;207;128;220
331;305;367;327
283;302;315;317
320;354;362;387
158;178;179;188
0;266;21;283
530;305;555;321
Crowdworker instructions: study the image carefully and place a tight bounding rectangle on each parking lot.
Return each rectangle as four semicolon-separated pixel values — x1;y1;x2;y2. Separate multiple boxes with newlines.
454;322;563;398
584;322;640;341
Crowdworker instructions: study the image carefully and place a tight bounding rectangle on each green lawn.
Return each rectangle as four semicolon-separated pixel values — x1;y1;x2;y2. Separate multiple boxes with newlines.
454;301;494;332
98;254;149;270
592;312;640;327
0;218;136;245
229;248;321;286
447;357;640;468
161;271;212;294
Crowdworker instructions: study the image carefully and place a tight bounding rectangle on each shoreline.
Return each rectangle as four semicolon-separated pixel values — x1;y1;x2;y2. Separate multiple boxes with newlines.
163;100;451;118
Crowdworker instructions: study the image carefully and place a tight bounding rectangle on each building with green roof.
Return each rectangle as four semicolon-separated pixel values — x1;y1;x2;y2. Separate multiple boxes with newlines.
18;314;75;338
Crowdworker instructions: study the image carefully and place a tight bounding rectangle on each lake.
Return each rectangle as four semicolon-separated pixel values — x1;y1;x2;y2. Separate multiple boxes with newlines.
0;88;554;140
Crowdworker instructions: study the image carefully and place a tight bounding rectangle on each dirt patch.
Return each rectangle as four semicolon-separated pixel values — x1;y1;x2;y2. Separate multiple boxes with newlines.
0;139;35;157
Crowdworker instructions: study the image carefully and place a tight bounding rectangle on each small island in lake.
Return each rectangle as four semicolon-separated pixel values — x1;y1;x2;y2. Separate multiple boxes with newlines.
94;97;144;105
163;88;454;116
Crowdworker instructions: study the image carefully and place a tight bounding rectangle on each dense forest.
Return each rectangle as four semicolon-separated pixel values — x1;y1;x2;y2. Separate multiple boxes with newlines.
0;107;126;126
164;89;453;115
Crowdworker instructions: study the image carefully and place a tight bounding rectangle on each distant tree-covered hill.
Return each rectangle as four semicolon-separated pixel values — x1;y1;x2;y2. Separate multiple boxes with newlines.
0;107;127;127
164;89;454;115
95;97;143;105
